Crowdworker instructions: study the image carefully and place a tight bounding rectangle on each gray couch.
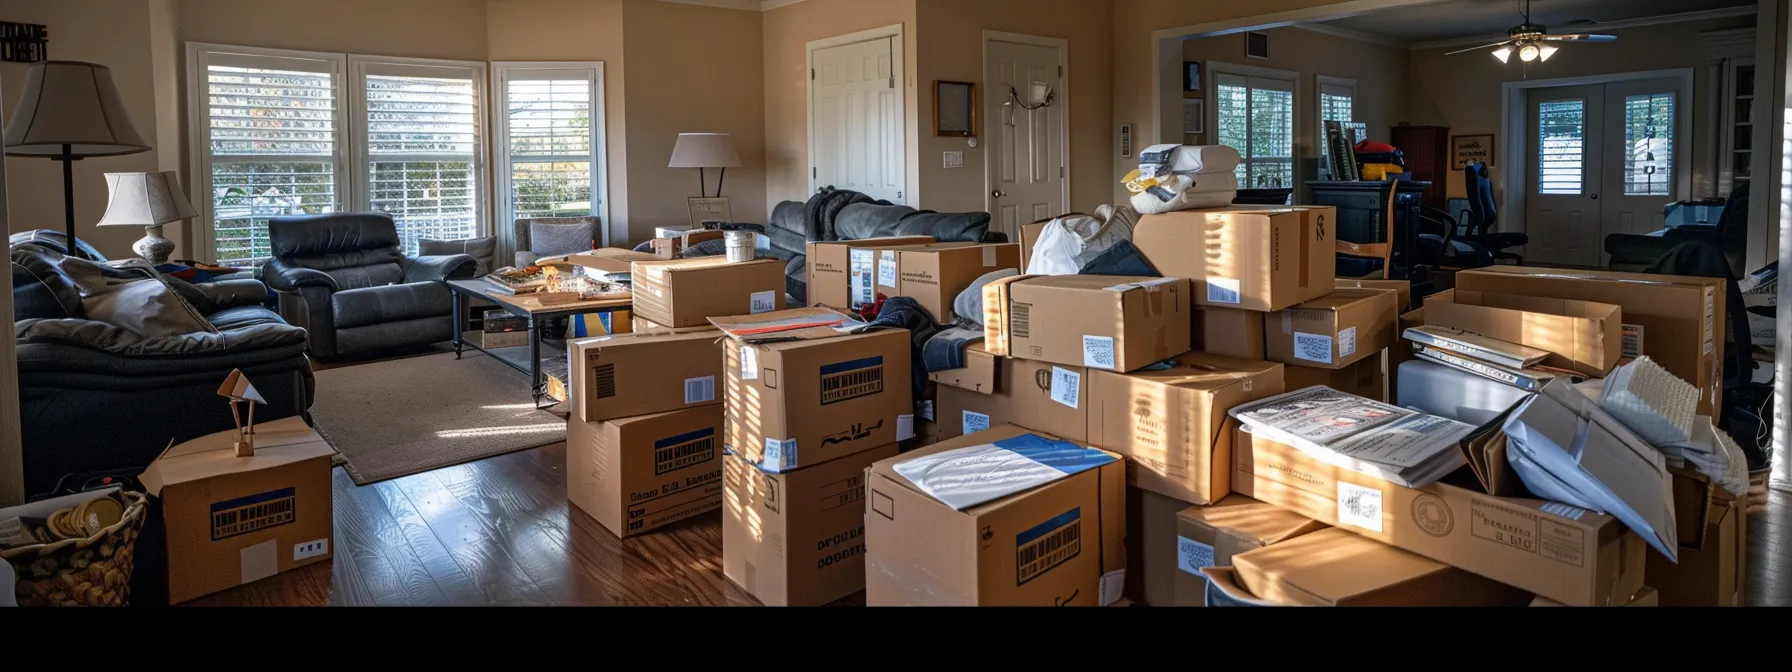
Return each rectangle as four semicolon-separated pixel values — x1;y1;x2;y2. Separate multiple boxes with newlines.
262;213;477;359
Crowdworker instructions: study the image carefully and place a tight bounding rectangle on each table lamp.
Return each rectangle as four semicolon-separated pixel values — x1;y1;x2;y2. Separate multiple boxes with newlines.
3;61;151;259
96;171;197;264
217;369;265;457
669;132;741;198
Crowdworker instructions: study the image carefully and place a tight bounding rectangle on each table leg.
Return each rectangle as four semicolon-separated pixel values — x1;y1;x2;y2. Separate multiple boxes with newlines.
452;290;464;359
530;315;544;405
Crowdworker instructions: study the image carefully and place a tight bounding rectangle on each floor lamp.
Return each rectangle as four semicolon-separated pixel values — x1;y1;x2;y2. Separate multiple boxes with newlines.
3;61;150;258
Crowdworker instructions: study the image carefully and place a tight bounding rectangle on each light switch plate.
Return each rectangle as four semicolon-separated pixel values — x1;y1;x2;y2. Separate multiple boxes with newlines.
944;151;964;169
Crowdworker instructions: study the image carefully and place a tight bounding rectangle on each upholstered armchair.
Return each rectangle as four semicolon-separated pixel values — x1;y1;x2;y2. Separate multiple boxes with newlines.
262;213;476;359
514;216;601;267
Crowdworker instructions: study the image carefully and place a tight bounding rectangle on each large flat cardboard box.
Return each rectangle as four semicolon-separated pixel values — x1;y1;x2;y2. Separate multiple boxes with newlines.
1125;488;1188;606
724;328;912;472
1423;288;1622;376
553;247;662;277
868;241;980;304
1235;426;1648;606
928;342;998;394
570;327;722;422
1286;348;1388;402
567;405;724;538
805;236;934;310
1232;528;1533;606
1647;469;1745;606
1455;266;1727;414
864;424;1126;606
895;243;1022;322
1266;288;1398;369
934;357;1089;442
723;443;900;606
1132;206;1335;312
1088;353;1284;504
631;257;786;327
1336;277;1411;312
985;275;1192;373
1173;495;1327;606
139;417;334;604
1196;306;1266;360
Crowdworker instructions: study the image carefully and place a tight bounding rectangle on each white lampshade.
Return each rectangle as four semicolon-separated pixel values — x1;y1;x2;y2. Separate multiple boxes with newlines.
96;172;198;227
668;132;742;168
4;61;150;157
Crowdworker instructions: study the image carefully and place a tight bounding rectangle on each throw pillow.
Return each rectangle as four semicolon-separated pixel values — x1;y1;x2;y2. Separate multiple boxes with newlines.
421;236;498;276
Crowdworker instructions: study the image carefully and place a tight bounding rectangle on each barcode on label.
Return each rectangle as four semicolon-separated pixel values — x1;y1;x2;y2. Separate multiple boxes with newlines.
1016;508;1082;585
749;291;777;314
963;410;990;435
1207;277;1241;304
1294;332;1334;364
1050;366;1081;409
1337;481;1384;532
1082;336;1116;369
684;376;715;404
1622;324;1645;357
1339;326;1357;358
879;251;898;287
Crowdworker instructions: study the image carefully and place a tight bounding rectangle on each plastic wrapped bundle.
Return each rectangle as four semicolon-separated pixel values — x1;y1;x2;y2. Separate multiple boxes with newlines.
1597;357;1698;446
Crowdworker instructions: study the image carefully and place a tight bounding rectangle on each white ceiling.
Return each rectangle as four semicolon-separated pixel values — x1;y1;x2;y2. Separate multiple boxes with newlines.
1325;0;1754;44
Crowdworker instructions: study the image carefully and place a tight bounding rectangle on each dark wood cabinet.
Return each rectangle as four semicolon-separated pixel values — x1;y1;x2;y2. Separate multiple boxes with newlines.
1390;125;1451;211
1307;180;1431;280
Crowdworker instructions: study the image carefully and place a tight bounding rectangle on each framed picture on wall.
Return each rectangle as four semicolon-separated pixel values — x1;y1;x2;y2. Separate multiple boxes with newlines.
935;81;977;137
1451;134;1495;169
1183;98;1204;135
1184;61;1201;92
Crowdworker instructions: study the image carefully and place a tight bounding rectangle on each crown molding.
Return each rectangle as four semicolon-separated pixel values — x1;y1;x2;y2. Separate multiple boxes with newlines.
760;0;808;9
652;0;808;10
1410;5;1756;51
1291;22;1409;49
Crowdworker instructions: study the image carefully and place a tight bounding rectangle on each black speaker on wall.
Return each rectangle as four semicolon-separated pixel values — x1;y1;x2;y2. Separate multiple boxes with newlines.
1246;31;1269;60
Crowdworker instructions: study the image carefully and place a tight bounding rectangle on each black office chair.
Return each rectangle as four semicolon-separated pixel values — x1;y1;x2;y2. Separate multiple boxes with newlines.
1605;181;1749;275
1464;162;1526;264
1415;205;1493;271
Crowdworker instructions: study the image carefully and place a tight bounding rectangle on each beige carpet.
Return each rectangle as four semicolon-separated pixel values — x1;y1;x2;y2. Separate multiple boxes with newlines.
312;351;566;484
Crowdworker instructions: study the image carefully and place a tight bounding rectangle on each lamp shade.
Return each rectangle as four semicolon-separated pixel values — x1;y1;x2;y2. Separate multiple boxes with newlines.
96;172;197;227
668;132;741;169
4;61;150;157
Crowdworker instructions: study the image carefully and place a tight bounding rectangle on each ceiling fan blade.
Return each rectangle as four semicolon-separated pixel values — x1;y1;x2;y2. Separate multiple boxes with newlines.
1541;33;1617;42
1445;40;1513;56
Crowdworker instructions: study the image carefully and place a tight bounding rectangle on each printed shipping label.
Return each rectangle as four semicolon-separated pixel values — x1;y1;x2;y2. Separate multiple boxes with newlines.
1099;569;1126;606
1177;536;1216;574
1049;366;1081;409
879;251;898;287
850;249;875;308
1294;332;1334;364
684;376;716;404
962;410;991;436
293;538;329;561
762;438;797;472
1622;324;1645;358
897;414;916;441
1337;481;1384;532
740;346;759;380
1339;326;1357;358
749;291;777;314
1082;336;1116;370
1207;277;1242;304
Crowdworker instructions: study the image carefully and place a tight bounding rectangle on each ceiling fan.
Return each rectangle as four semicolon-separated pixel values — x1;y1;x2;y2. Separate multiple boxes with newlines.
1446;0;1617;64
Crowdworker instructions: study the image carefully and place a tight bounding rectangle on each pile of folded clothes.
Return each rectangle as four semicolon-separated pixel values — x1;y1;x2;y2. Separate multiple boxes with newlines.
1123;144;1240;215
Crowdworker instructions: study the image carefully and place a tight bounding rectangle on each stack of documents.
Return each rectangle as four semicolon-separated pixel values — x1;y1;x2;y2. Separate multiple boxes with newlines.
1228;386;1475;488
1403;325;1580;392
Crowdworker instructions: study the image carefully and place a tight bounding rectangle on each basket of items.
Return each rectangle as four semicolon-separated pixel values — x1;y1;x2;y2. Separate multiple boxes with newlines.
1;489;147;607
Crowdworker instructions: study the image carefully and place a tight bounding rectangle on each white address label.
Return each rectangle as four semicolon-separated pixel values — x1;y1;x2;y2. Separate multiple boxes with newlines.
1177;536;1216;574
1339;326;1358;358
1207;277;1241;304
1294;332;1334;364
763;438;798;472
740;346;759;380
1082;335;1116;370
962;410;990;436
1337;481;1384;532
684;376;716;404
749;290;777;314
1050;366;1081;409
879;251;899;287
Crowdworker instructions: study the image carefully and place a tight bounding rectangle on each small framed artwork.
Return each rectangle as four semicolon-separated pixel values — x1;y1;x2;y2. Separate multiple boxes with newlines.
687;197;732;228
1182;98;1204;135
1183;61;1201;92
935;80;977;137
1451;134;1496;169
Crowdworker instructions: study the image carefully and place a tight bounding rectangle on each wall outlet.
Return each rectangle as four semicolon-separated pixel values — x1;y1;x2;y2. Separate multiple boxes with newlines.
943;151;964;169
294;538;330;561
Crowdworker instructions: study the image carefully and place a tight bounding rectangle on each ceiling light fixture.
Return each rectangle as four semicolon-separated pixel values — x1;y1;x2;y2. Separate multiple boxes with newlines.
1491;46;1513;63
1519;43;1540;62
1446;0;1616;66
1537;43;1558;62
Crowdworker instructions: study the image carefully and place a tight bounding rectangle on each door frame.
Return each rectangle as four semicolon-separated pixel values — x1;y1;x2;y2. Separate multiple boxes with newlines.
1499;68;1696;239
981;30;1071;218
806;23;907;200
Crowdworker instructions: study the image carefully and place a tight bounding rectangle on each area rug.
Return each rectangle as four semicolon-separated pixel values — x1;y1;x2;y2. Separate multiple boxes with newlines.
312;351;566;484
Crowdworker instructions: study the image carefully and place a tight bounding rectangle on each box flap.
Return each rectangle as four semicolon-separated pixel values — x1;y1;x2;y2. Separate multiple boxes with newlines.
1288;288;1386;312
1232;528;1446;606
1133;353;1279;393
1178;495;1325;548
982;274;1037;357
140;416;333;496
889;432;1117;511
708;307;856;342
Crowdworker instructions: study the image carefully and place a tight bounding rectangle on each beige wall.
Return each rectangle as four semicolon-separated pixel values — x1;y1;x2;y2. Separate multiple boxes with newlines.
1408;16;1752;203
177;0;490;61
762;0;919;208
913;0;1113;215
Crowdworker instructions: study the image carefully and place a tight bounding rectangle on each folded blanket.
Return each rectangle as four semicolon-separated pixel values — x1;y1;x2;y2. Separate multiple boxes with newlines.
1144;144;1242;176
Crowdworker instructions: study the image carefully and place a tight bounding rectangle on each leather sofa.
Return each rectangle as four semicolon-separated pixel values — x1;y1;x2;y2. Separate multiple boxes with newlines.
262;213;477;359
10;239;315;497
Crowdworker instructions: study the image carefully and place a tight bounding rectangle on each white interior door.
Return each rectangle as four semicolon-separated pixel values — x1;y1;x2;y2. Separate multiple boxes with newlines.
811;37;905;203
1525;85;1605;267
985;39;1065;239
1599;77;1686;243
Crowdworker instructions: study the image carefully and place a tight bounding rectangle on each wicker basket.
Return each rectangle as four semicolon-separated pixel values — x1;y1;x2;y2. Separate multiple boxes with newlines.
2;491;147;607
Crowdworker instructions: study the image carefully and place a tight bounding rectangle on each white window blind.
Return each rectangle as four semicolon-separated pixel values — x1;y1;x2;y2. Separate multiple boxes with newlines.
194;47;345;266
351;59;486;255
1216;71;1295;189
494;64;604;241
1538;98;1587;196
1623;92;1675;197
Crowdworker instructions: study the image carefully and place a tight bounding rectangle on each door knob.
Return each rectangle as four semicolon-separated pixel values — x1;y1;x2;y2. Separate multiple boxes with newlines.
992;190;1005;199
1590;194;1600;200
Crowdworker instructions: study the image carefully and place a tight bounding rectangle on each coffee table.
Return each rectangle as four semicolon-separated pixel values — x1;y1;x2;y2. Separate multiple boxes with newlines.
445;278;633;406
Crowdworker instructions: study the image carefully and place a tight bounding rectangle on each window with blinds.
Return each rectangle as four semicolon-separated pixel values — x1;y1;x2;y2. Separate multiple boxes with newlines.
495;64;603;235
1215;71;1295;189
354;60;485;255
1623;92;1675;197
197;50;345;265
1537;98;1587;196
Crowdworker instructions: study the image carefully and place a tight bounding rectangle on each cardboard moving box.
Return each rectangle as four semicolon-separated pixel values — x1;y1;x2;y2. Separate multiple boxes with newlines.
895;243;1022;322
570;328;722;422
1232;426;1648;606
140;416;334;604
1231;528;1533;606
724;328;912;472
1132;206;1335;312
1646;469;1745;606
805;236;935;310
934;357;1089;442
869;242;979;304
724;443;900;606
1124;488;1187;606
1336;277;1412;312
567;405;725;538
631;257;786;327
985;275;1192;373
1285;348;1387;402
1089;353;1284;504
1422;289;1622;376
1196;306;1267;360
1266;288;1398;369
1454;266;1726;415
865;424;1126;606
928;342;998;394
1173;495;1327;606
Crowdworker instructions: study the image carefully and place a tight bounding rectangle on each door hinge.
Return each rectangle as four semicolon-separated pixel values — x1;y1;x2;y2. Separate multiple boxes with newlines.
1060;166;1066;178
810;68;816;80
1059;65;1064;78
813;167;818;178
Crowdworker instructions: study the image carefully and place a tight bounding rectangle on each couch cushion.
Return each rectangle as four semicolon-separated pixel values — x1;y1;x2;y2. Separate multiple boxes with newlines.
322;262;405;290
208;305;288;331
332;282;452;329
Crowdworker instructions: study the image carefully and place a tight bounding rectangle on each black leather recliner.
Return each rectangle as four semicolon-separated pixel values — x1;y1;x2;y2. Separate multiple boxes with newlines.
10;239;315;497
262;213;477;359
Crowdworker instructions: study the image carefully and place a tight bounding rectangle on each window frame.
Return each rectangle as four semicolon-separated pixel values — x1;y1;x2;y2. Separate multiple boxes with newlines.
1536;96;1590;197
490;62;610;250
347;54;490;253
1208;61;1300;190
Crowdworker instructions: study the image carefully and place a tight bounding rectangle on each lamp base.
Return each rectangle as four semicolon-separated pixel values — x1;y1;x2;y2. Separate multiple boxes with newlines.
132;224;174;265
